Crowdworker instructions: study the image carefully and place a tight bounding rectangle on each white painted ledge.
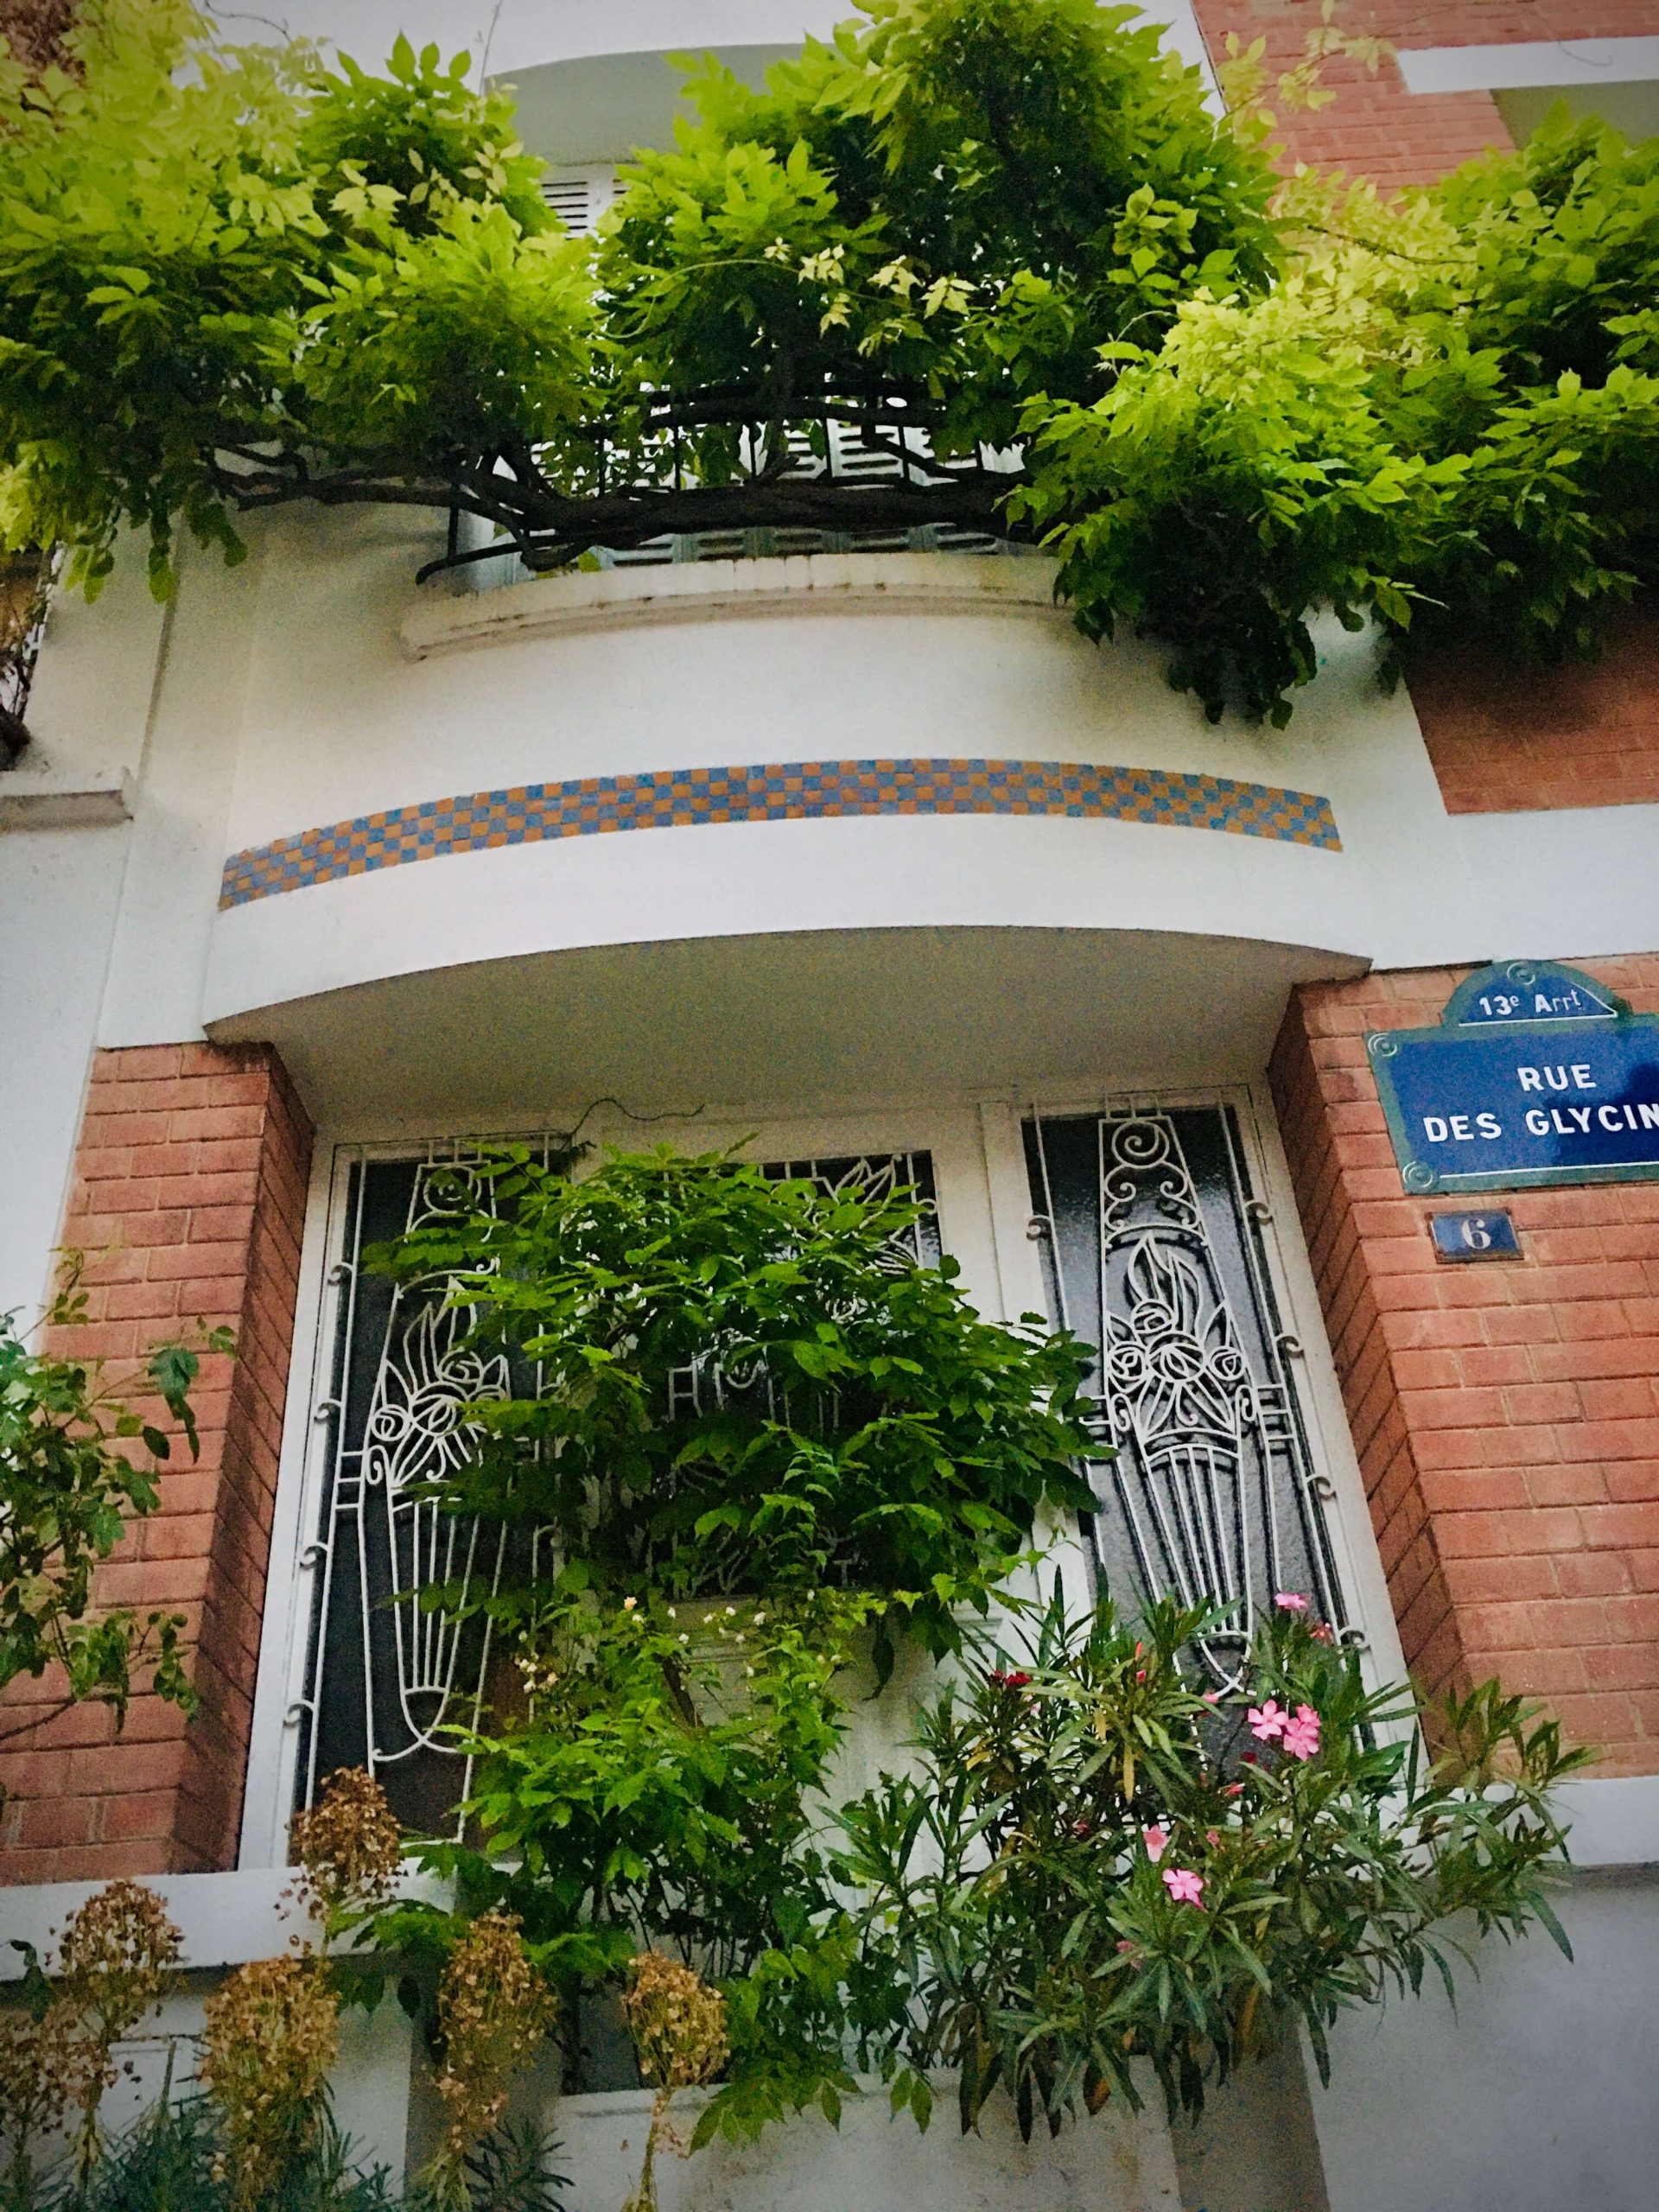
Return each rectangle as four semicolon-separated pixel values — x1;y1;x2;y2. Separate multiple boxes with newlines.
0;765;134;830
0;1867;302;1974
1398;36;1659;95
1;1776;1648;1947
399;551;1065;661
1558;1774;1659;1874
0;1866;450;1975
0;1780;1644;1993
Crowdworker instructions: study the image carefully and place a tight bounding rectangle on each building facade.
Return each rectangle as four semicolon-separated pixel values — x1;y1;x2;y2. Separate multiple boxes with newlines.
2;6;1657;2209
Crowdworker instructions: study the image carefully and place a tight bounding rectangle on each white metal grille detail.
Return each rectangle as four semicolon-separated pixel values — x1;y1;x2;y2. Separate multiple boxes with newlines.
297;1155;523;1830
1028;1104;1346;1688
358;1167;511;1767
298;1147;937;1823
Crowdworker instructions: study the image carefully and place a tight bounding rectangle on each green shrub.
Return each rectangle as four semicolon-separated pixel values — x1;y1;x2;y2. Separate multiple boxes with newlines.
6;4;1658;721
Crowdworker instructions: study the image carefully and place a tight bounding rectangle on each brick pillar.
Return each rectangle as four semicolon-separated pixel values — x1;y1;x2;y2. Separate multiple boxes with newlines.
1271;962;1659;1774
0;1044;313;1882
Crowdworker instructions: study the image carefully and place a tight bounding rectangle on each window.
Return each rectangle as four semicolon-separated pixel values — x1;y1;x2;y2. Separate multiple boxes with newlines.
1024;1104;1347;1686
293;1146;938;1832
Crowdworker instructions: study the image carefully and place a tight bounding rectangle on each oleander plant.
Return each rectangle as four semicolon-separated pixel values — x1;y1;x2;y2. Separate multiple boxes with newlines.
1;0;1656;723
834;1592;1586;2139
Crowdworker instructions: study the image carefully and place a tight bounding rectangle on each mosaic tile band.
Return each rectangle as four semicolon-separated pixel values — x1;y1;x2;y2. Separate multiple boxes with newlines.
219;757;1341;909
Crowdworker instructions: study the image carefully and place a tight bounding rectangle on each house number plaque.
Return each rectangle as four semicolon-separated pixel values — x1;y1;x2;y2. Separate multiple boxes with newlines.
1429;1211;1521;1262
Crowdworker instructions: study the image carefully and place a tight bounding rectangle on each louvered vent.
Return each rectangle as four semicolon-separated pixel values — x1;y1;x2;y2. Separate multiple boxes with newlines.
540;175;591;231
538;166;616;236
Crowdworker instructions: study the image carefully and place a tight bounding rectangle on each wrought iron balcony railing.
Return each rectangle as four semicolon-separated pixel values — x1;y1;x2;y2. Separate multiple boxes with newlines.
216;384;1036;588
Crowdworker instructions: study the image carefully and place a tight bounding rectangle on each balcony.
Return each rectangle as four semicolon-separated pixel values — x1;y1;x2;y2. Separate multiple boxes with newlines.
189;520;1429;1128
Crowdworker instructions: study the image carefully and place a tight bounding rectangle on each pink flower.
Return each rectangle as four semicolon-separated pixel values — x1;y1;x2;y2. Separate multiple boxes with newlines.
1248;1698;1287;1742
1201;1690;1220;1704
1161;1866;1205;1907
1281;1704;1322;1761
1274;1592;1309;1613
1141;1824;1169;1861
1205;1828;1221;1847
1310;1621;1334;1644
1224;1782;1245;1797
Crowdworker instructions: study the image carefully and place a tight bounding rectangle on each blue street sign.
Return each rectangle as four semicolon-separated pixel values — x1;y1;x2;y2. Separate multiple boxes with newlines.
1370;962;1659;1193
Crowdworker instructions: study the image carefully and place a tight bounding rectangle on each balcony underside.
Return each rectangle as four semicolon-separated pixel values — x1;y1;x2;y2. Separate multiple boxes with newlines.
206;923;1366;1128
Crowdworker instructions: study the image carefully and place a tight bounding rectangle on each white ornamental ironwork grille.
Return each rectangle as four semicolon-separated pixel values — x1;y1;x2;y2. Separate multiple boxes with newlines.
1024;1105;1347;1688
296;1148;938;1832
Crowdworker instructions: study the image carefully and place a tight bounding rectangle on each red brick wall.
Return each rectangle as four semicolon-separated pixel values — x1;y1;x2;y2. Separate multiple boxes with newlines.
1272;959;1659;1774
1406;601;1659;814
0;1044;313;1883
1190;0;1659;188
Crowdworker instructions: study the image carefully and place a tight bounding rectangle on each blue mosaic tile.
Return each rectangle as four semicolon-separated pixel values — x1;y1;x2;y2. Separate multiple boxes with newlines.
219;758;1342;910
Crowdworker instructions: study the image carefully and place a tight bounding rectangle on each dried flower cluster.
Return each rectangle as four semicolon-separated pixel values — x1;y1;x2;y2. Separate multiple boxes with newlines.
55;1878;183;2177
428;1911;557;2198
199;1955;340;2211
0;2001;98;2194
620;1952;728;2098
0;1878;182;2197
56;1878;183;2047
288;1764;404;1935
620;1953;728;2212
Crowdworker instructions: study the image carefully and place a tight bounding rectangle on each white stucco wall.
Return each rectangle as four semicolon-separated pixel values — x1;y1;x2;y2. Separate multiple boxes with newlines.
0;558;166;1322
1314;1872;1659;2212
0;822;128;1323
13;502;1657;1140
119;518;1644;1127
549;2076;1183;2212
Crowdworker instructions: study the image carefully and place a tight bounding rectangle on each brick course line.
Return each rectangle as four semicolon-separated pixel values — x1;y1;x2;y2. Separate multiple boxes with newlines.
218;757;1342;908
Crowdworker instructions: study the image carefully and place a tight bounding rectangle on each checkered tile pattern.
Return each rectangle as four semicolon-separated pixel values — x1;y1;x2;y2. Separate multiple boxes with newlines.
219;758;1341;909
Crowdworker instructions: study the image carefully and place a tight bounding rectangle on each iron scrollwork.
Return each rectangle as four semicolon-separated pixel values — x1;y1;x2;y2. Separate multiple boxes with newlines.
357;1164;512;1772
300;1147;938;1819
1033;1106;1347;1688
300;1156;516;1830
